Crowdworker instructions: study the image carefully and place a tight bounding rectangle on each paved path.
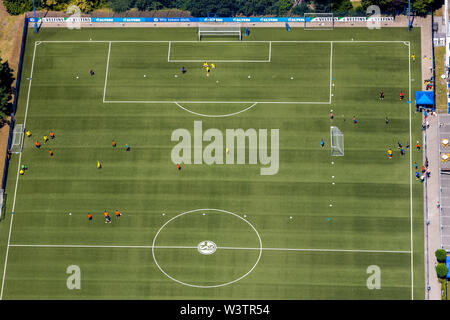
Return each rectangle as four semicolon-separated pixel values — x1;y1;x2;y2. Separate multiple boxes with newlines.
413;15;443;300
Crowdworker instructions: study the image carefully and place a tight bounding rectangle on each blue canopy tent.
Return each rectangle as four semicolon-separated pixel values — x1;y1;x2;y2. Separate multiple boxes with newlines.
446;256;450;279
415;91;435;111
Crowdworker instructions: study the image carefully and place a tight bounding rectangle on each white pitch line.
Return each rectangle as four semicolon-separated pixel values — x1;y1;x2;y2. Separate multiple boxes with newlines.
0;41;38;300
329;41;333;103
408;41;414;300
168;60;270;63
39;40;411;44
102;41;111;103
175;102;258;118
268;41;272;62
217;247;411;254
104;100;330;104
8;244;411;254
167;41;171;62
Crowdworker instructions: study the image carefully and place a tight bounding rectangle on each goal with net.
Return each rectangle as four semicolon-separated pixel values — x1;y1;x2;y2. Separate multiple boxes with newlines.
198;24;242;41
330;126;344;156
304;13;334;30
10;124;24;154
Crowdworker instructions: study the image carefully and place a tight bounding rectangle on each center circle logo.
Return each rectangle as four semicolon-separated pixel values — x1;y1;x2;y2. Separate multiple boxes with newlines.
152;208;263;288
197;240;217;255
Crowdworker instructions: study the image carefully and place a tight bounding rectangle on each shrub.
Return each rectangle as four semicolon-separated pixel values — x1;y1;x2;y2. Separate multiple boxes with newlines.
436;249;447;262
436;263;449;279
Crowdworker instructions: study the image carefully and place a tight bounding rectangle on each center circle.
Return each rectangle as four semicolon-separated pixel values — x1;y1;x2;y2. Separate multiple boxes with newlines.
197;240;217;255
152;208;263;288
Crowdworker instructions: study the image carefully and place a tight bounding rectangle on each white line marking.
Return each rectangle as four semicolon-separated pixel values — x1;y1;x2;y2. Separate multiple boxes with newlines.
167;41;171;62
104;100;331;104
268;41;272;62
0;41;38;300
408;41;414;300
169;59;270;63
8;244;411;254
329;41;333;103
39;40;411;43
174;102;258;117
167;41;271;63
102;41;111;103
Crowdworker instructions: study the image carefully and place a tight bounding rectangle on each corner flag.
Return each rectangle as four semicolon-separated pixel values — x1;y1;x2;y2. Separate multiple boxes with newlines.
285;23;291;31
245;26;249;36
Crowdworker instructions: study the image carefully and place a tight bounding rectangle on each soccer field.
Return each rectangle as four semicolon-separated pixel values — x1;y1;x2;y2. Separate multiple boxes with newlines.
0;26;424;299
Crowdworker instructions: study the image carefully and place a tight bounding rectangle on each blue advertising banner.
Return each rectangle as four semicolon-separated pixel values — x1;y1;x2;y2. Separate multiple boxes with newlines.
28;17;311;23
28;16;394;23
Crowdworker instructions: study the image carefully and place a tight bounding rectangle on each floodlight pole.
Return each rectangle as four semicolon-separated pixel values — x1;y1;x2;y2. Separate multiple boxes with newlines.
408;0;411;32
32;0;38;33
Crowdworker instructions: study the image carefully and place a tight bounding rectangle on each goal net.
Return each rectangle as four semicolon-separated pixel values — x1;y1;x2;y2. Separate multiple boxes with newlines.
0;189;5;221
10;124;24;154
330;126;344;156
304;13;334;30
198;24;242;41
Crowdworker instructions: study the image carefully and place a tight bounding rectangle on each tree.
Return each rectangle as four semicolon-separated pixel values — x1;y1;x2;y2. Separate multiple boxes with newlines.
67;0;94;12
332;0;353;14
275;0;292;16
436;249;447;263
135;0;150;10
187;0;237;17
412;0;433;15
436;263;449;279
292;1;312;15
0;57;15;122
3;0;34;15
108;0;132;12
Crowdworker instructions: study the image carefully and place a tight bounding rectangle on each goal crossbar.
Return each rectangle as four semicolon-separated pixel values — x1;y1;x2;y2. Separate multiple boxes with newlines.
198;25;242;41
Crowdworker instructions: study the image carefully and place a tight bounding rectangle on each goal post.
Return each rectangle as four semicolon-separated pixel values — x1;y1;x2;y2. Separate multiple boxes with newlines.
304;13;334;30
330;126;344;156
198;24;242;41
10;124;24;154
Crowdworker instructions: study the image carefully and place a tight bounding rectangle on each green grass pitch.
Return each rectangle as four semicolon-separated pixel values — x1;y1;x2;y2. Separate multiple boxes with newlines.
0;26;424;299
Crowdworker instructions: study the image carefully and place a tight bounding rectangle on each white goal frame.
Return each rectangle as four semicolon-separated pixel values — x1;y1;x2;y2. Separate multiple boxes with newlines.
198;24;242;41
10;124;24;154
330;126;344;156
304;13;334;30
